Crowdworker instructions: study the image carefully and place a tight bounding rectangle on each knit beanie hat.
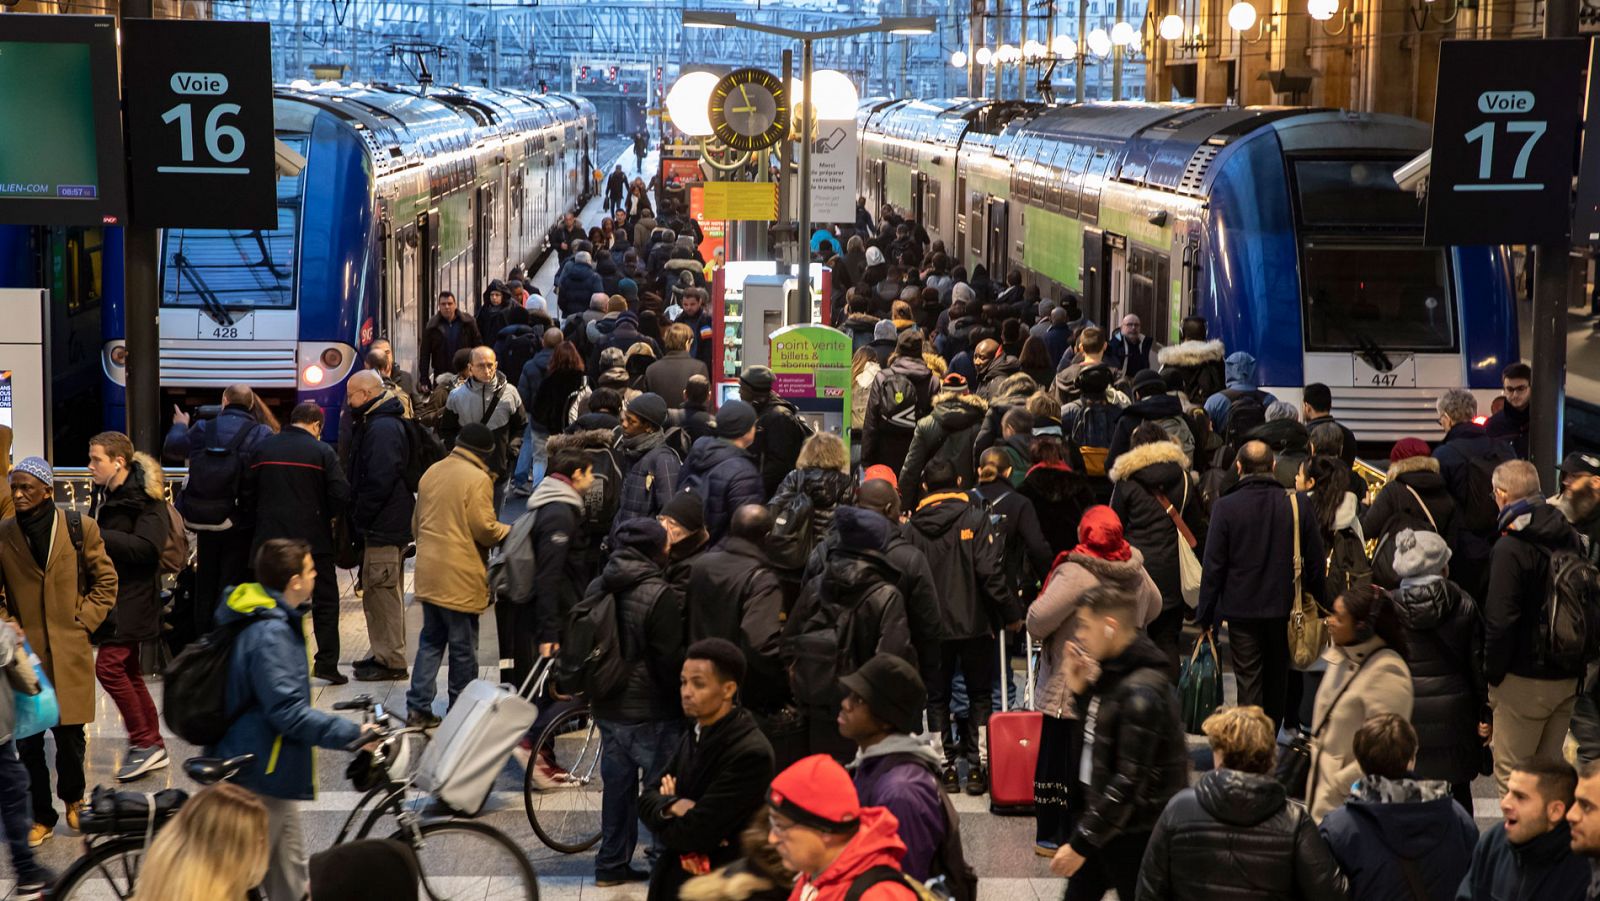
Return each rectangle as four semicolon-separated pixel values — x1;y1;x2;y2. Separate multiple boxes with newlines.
873;319;898;342
1072;505;1132;561
614;518;668;558
715;400;758;439
769;755;862;833
454;423;496;458
862;465;899;491
627;393;669;429
1392;528;1451;579
660;490;706;535
12;456;52;486
1390;437;1432;464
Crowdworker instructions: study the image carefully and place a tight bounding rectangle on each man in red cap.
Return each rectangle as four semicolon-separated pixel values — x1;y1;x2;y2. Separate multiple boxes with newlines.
767;755;920;901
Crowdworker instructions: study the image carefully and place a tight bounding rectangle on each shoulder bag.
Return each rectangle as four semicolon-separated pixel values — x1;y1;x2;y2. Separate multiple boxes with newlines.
1154;480;1201;608
1287;492;1326;669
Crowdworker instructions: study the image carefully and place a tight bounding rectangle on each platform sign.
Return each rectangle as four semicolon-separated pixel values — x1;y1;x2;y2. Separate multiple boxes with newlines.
808;124;858;224
1426;38;1588;246
122;20;276;229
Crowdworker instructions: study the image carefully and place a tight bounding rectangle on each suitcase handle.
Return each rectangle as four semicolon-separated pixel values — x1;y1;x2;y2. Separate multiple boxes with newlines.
516;656;555;701
997;626;1039;713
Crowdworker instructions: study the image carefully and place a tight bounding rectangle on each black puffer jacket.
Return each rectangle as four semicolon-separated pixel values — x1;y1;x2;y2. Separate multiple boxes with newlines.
903;492;1017;640
1020;462;1097;556
90;454;170;644
1363;455;1461;587
1135;769;1347;901
785;541;914;706
1484;498;1585;683
1070;634;1189;856
589;546;684;724
686;536;786;710
769;468;856;545
677;437;766;546
1110;440;1204;613
899;390;987;509
1393;577;1485;785
750;395;810;499
863;355;935;469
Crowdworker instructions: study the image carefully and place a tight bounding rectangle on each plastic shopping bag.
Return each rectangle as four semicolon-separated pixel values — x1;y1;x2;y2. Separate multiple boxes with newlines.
13;640;59;740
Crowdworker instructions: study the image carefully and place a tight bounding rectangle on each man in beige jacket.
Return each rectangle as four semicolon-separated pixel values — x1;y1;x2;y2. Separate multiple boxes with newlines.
404;423;511;726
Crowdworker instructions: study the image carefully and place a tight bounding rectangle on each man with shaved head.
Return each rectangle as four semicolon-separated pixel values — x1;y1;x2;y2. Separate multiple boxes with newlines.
345;367;414;680
1196;439;1327;730
441;345;525;512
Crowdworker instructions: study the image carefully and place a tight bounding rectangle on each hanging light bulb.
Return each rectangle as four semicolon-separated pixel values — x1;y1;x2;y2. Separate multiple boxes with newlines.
1051;33;1077;57
1158;14;1184;40
1110;21;1137;46
975;46;993;66
1227;1;1258;30
1308;0;1338;20
1023;39;1046;59
1086;27;1113;57
951;49;969;68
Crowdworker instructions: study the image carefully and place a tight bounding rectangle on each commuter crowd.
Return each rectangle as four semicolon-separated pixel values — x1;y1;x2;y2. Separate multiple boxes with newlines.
4;193;1600;901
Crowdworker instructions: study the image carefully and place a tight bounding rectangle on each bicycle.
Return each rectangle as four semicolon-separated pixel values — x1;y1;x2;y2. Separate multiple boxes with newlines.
520;661;604;854
54;696;541;901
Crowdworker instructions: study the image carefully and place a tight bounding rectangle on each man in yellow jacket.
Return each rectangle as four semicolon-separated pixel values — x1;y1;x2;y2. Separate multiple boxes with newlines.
405;423;511;726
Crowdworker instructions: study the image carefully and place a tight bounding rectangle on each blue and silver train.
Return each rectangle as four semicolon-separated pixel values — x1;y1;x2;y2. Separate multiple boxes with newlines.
0;84;595;452
858;100;1517;441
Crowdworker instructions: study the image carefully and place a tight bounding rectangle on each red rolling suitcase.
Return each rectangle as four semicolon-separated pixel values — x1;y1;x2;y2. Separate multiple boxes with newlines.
986;628;1042;815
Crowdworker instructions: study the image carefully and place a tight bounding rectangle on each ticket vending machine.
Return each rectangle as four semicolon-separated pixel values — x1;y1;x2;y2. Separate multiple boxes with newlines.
0;289;51;460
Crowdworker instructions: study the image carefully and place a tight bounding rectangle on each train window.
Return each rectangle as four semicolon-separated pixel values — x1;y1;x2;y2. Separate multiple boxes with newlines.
1301;243;1455;352
159;135;306;312
1044;145;1067;213
1292;160;1422;227
1062;145;1089;218
1081;149;1111;225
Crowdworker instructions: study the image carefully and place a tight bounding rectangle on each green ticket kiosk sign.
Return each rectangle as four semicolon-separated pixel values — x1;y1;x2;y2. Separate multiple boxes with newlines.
768;325;852;445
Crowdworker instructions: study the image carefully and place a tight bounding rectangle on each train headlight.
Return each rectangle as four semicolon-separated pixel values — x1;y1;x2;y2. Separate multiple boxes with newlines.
320;347;344;369
303;365;326;387
110;345;128;367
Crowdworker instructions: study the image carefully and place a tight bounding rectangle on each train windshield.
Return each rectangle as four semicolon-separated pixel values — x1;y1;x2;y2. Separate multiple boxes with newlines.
159;135;306;312
1301;243;1455;352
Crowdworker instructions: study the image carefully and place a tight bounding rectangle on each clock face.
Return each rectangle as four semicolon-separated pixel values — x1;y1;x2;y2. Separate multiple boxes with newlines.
708;68;790;152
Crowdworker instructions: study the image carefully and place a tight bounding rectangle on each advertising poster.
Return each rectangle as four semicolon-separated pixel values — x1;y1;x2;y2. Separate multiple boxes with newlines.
768;324;852;444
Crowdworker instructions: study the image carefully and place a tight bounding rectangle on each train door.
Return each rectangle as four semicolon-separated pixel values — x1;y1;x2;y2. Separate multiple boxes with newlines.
968;194;985;270
1127;244;1170;343
913;172;927;225
874;161;887;215
1083;228;1106;325
985;198;1008;277
1106;232;1128;326
419;210;440;316
391;222;422;380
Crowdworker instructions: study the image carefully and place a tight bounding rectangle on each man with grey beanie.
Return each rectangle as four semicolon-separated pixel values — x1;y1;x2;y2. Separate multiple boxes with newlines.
1389;528;1486;810
676;400;764;544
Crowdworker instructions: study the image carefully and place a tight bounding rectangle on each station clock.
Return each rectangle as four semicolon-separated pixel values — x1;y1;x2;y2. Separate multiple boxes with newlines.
707;67;790;153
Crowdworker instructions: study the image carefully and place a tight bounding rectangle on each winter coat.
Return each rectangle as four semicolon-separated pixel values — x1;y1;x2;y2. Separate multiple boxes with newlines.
1105;332;1157;379
346;392;414;546
641;350;710;409
1363;456;1461;585
751;395;810;499
770;468;855;550
781;807;920;901
557;260;605;316
1197;475;1328;628
590;545;685;724
1157;339;1226;407
1106;393;1196;471
672;403;715;444
677;308;715;367
863;355;936;470
613;433;685;534
0;505;118;724
1485;401;1530;460
478;301;528;345
1485;498;1586;683
1110;440;1204;613
639;708;776;901
904;492;1018;640
786;542;916;702
1202;353;1278;434
851;736;948;881
899;390;987;509
1307;636;1415;821
89;454;170;644
1020;462;1097;555
1028;550;1162;718
1042;323;1076;370
244;426;349;557
853;364;879;432
1317;775;1477;901
1433;421;1517;564
516;347;554;415
1069;634;1189;855
973;480;1054;597
492;322;540;385
412;448;510;615
1456;818;1591;901
419;311;483;385
442;371;525;480
514;477;588;641
842;313;880;350
1393;577;1486;786
532;367;587;434
210;583;362;799
678;437;766;545
163;407;275;523
1136;769;1347;901
686;536;787;709
804;525;945;681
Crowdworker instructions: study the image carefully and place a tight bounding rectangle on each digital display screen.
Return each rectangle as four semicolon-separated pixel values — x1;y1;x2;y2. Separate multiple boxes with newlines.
0;15;126;226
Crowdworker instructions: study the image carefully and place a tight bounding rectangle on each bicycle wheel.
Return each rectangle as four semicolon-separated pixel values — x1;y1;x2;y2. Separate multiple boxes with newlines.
52;836;146;900
390;819;540;901
522;704;603;853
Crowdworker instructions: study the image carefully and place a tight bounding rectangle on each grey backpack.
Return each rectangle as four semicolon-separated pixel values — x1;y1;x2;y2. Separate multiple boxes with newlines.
488;509;540;605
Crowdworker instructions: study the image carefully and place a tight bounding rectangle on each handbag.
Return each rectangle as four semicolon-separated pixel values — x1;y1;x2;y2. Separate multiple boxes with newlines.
1287;493;1326;669
13;639;59;740
1155;481;1201;608
1278;652;1374;801
1178;630;1222;734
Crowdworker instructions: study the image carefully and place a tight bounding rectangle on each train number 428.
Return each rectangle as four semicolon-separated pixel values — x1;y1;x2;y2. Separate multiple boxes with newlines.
211;326;240;339
1370;373;1400;387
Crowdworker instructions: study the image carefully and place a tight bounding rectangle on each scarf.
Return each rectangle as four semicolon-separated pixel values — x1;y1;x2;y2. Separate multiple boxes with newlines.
618;428;666;459
16;501;55;568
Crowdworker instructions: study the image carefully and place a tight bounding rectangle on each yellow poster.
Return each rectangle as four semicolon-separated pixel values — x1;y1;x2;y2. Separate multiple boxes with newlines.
702;181;777;221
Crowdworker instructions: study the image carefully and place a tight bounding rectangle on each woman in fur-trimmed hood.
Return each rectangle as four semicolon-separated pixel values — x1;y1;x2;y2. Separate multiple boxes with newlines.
1362;437;1461;587
1156;338;1226;407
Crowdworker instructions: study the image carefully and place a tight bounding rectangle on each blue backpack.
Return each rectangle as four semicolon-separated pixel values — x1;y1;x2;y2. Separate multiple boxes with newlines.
178;418;252;529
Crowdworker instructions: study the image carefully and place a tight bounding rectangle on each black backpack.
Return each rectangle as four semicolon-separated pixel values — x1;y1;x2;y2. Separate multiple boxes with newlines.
162;618;253;745
784;573;880;708
1326;528;1373;599
869;755;980;901
178;418;253;528
556;587;631;700
871;368;922;436
1220;388;1267;446
767;490;818;572
581;447;624;535
1459;448;1514;534
1538;547;1600;671
400;418;445;492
